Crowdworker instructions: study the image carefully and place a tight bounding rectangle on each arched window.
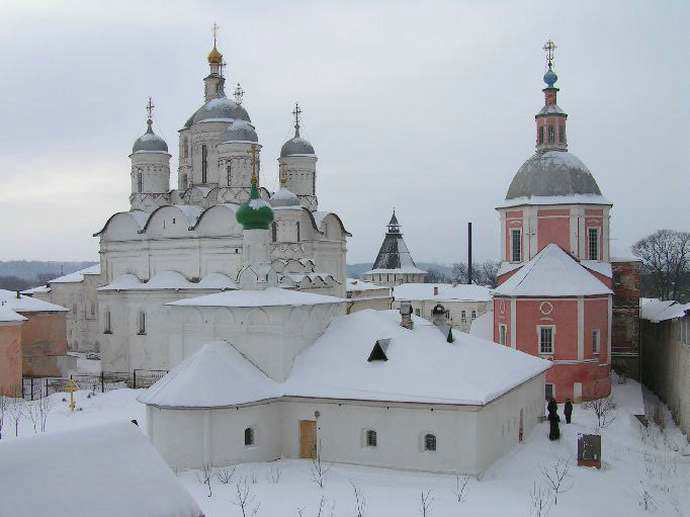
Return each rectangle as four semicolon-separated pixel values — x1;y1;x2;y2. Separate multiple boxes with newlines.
559;124;566;144
296;221;301;242
227;163;232;186
461;310;467;323
547;125;555;144
471;310;477;320
138;311;146;335
366;429;377;447
244;427;254;446
271;222;278;242
538;126;544;144
137;172;143;193
201;144;208;183
424;434;437;452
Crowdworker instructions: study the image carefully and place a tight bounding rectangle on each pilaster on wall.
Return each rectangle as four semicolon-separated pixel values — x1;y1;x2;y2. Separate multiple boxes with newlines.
577;297;584;360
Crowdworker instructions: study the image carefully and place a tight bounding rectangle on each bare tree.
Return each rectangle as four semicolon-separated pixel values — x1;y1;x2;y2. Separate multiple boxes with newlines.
310;439;331;488
216;465;237;485
529;481;552;517
637;481;657;512
453;473;471;503
632;229;690;302
196;463;213;498
0;394;8;440
585;396;616;431
540;458;572;505
233;476;261;517
26;400;40;434
350;481;367;517
419;490;433;517
7;394;24;437
267;465;282;484
479;260;500;288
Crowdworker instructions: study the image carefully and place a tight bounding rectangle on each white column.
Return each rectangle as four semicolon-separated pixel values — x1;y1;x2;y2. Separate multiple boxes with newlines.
577;297;584;360
499;211;506;262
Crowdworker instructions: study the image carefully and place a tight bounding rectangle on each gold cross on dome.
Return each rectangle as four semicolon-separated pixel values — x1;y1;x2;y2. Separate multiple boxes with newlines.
543;39;557;67
146;97;155;120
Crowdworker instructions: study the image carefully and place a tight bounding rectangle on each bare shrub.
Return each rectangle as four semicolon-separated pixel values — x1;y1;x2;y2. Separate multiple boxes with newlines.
250;470;258;485
540;457;572;505
637;481;657;512
350;481;366;517
585;396;616;431
0;394;8;440
310;439;331;489
233;476;261;517
196;463;213;498
419;489;433;517
216;465;237;485
529;481;552;517
453;473;471;503
7;396;23;437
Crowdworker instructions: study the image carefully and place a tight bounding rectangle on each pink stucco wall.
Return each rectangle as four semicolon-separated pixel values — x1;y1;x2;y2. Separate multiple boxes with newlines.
19;312;68;377
0;324;23;396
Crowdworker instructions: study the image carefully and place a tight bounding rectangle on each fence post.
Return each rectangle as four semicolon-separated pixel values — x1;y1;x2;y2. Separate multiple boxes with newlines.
45;378;49;398
133;370;137;390
101;371;104;393
30;378;34;401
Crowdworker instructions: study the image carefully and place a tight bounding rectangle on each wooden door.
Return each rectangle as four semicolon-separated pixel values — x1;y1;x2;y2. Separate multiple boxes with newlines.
299;420;317;459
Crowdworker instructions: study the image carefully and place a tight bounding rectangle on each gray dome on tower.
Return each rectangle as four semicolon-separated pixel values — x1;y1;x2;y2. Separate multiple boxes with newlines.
280;102;315;157
506;151;602;200
132;119;168;154
188;97;251;127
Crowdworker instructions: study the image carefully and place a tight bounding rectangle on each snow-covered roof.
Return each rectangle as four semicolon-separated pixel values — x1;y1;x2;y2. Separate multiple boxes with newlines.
99;271;238;291
140;310;551;408
393;283;492;302
167;287;344;309
363;266;428;275
21;285;52;295
0;305;27;323
580;260;612;278
346;278;387;291
640;298;690;323
47;264;101;284
283;310;551;405
138;342;280;408
0;289;68;313
0;422;203;517
493;244;612;297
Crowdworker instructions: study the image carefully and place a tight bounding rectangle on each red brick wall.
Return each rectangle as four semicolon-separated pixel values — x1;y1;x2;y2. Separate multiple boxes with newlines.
0;324;23;395
19;312;68;377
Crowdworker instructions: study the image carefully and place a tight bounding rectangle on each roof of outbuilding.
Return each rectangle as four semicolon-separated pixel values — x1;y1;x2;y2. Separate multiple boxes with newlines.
0;289;68;313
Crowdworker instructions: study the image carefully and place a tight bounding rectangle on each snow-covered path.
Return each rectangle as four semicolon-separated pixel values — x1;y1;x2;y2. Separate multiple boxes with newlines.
4;378;688;516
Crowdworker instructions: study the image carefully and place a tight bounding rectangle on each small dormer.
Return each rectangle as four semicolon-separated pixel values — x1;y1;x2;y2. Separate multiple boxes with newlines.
368;338;391;362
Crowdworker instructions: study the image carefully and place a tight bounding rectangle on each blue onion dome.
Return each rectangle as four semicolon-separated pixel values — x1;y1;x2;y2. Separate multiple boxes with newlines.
543;66;558;88
190;96;251;125
132;120;168;153
222;119;258;143
236;176;274;230
280;135;315;158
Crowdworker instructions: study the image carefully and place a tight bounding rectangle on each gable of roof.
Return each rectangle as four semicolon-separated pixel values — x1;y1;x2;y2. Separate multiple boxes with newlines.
493;244;612;297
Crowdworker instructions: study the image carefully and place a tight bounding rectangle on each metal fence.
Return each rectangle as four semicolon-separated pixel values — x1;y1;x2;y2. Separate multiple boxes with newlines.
21;369;168;400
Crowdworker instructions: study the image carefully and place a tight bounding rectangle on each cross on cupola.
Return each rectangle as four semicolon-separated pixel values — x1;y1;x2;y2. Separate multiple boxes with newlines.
292;102;302;137
145;97;155;131
535;39;568;152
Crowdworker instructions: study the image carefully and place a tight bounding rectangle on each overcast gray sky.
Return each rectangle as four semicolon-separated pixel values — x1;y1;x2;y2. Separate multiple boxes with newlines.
1;0;688;264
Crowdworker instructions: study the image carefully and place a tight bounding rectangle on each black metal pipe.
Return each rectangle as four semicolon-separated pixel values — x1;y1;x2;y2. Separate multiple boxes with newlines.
467;222;473;284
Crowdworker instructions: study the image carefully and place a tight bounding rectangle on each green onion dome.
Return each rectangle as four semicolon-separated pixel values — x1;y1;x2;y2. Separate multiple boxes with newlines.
235;176;274;230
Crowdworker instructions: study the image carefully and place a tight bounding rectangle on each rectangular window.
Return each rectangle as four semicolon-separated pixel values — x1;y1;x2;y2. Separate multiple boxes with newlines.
201;144;208;183
559;124;566;143
588;228;599;260
104;310;112;334
547;125;555;144
226;164;232;186
138;311;146;335
415;308;421;316
271;222;277;242
461;310;467;323
538;126;544;144
296;221;301;242
499;324;507;346
471;310;477;320
539;326;554;354
592;328;600;354
545;383;555;400
511;229;522;262
366;429;377;447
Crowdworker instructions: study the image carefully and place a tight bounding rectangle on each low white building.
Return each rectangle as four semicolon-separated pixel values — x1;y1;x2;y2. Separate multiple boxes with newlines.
0;421;203;517
140;309;550;475
392;283;492;333
345;278;392;313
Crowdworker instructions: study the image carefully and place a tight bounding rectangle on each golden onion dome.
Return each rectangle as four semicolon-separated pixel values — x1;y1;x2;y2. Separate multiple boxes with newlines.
208;45;223;64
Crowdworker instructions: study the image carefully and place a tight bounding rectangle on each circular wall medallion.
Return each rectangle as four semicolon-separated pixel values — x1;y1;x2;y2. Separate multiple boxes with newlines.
539;301;554;315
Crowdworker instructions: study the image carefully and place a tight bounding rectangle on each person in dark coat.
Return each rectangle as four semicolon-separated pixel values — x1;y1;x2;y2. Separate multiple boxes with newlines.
564;399;573;424
547;397;560;440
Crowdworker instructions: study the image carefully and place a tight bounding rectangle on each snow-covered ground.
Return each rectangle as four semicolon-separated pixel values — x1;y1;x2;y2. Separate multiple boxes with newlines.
4;377;689;516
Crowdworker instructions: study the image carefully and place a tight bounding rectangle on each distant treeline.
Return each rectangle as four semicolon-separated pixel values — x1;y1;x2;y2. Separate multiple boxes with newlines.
0;260;97;291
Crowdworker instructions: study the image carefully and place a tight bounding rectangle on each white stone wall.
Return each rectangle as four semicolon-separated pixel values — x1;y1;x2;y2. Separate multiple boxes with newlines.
130;151;171;198
145;372;546;474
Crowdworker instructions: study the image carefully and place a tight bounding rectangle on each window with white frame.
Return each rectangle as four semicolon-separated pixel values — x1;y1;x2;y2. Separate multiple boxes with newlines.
592;328;600;354
538;326;554;354
511;229;522;262
461;310;467;324
471;310;477;320
545;383;555;400
588;227;599;260
104;309;112;334
499;324;508;346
